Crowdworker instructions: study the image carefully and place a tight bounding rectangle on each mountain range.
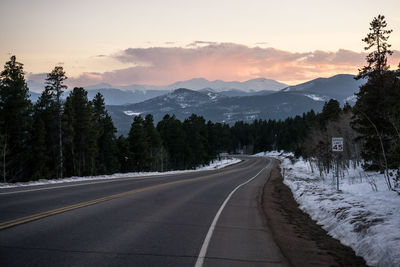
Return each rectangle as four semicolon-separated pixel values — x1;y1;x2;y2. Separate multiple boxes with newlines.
28;77;287;105
105;74;364;135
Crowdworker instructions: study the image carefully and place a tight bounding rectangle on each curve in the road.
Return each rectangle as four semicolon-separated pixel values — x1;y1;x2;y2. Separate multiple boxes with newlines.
194;164;269;267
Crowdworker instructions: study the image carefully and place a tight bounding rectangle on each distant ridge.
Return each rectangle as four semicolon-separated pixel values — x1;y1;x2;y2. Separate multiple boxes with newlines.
106;74;364;135
28;77;288;105
28;74;363;108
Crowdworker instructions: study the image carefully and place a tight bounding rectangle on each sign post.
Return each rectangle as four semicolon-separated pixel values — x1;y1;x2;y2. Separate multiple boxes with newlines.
332;137;343;191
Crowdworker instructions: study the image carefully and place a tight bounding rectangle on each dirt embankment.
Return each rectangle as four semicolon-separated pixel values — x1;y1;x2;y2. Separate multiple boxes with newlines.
262;159;367;267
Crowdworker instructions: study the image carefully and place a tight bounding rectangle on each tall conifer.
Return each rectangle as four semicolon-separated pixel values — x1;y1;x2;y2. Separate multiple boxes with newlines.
45;66;67;178
0;56;32;182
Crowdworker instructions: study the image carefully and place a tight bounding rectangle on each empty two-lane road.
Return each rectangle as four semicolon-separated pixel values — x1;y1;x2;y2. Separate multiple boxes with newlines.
0;157;289;266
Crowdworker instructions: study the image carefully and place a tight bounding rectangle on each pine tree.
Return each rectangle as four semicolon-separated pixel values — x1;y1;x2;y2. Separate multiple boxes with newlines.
343;102;353;113
116;136;129;173
29;117;51;180
356;15;393;79
319;99;341;128
207;121;219;161
127;115;149;171
143;114;163;171
157;115;186;170
183;114;208;168
352;15;400;190
29;87;58;179
63;87;98;177
92;93;118;174
45;66;67;178
0;56;32;182
353;15;396;177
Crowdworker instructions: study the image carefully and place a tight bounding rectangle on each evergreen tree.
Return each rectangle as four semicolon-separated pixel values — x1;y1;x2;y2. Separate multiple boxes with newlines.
45;66;67;178
352;15;397;181
127;115;149;171
92;93;119;174
116;136;130;173
319;99;341;128
343;102;353;113
207;121;219;160
63;87;98;177
143;114;163;171
29;117;51;180
28;88;55;180
157;115;185;170
183;114;208;168
0;56;32;182
356;15;393;79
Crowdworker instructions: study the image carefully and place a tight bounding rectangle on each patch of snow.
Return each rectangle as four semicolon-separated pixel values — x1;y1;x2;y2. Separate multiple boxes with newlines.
0;158;241;189
304;94;326;101
160;107;173;112
256;151;400;267
124;111;141;116
246;115;256;120
207;92;217;100
224;113;233;120
345;95;357;103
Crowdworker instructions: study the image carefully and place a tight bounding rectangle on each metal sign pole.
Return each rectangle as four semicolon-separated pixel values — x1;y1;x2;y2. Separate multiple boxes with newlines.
336;153;339;191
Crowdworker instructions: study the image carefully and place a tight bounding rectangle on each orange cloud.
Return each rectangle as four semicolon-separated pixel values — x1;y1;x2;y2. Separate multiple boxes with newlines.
30;43;400;87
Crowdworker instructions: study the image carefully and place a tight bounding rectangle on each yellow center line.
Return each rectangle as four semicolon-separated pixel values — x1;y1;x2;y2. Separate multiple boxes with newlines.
0;159;260;231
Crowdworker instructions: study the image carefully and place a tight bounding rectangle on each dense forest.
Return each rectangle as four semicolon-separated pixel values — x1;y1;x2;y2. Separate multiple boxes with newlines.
0;15;399;188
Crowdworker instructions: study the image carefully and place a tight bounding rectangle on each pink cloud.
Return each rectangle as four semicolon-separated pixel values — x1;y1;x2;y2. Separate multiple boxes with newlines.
29;43;400;87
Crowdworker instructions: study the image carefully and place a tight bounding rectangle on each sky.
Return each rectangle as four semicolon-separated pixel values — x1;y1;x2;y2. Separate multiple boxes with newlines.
1;0;400;88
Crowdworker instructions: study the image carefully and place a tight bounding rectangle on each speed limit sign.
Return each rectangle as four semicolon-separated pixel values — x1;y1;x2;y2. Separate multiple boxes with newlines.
332;137;343;152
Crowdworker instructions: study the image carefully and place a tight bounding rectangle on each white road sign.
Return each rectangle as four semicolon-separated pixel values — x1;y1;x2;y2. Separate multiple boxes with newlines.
332;137;343;152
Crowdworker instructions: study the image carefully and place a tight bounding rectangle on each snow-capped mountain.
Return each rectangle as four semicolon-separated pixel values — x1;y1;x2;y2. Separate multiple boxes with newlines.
165;77;287;92
117;88;225;115
281;74;365;103
107;88;325;136
28;77;286;105
107;74;364;135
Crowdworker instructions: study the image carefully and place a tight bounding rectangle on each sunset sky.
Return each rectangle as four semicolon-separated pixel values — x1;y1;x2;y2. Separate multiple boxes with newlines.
1;0;400;88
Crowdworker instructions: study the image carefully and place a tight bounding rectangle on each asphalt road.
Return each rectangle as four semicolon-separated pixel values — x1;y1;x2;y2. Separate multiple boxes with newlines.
0;157;289;267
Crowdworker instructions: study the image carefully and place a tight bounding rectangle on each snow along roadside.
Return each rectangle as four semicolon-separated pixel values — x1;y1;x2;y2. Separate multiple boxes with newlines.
255;151;400;267
0;157;241;189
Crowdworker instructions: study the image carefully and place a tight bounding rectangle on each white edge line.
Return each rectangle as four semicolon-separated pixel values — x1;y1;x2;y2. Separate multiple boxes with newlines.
194;164;268;267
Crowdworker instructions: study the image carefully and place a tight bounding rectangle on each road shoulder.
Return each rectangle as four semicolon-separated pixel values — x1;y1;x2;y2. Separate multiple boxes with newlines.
262;159;367;267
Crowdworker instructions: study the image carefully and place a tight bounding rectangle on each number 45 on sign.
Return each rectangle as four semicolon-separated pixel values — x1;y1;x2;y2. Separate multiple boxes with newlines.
332;137;343;152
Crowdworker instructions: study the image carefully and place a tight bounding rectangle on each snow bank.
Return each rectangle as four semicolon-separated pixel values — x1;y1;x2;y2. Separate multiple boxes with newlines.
259;151;400;267
0;157;241;189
